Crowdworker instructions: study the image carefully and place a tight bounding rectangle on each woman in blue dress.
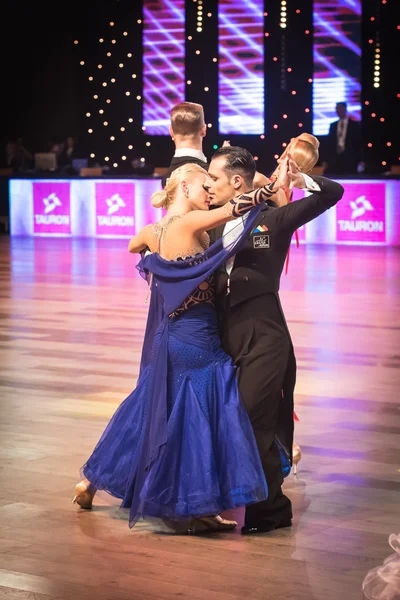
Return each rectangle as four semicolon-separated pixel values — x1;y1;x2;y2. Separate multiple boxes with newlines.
72;162;286;533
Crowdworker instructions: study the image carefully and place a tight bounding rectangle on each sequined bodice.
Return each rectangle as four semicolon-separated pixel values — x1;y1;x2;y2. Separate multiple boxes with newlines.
151;216;215;318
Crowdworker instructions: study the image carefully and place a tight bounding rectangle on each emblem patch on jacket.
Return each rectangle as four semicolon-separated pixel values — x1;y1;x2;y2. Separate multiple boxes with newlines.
253;224;268;233
253;234;270;249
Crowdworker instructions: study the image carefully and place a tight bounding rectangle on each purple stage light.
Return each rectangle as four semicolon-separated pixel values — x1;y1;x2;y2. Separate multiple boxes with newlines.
218;0;264;135
313;0;362;135
143;0;185;135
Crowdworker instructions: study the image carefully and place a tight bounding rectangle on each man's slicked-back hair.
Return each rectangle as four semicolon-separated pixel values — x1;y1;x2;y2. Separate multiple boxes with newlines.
211;146;256;187
170;102;205;136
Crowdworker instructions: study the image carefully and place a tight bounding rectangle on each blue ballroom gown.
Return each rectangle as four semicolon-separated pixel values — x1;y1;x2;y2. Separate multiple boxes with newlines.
81;207;269;527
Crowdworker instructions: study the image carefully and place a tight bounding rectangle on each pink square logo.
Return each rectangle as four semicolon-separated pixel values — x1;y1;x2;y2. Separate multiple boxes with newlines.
291;188;306;242
33;182;71;234
336;183;386;243
96;182;135;236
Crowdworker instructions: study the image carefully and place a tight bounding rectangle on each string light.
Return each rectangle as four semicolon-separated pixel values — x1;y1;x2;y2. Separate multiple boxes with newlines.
113;163;118;168
197;1;203;32
78;12;321;171
280;0;287;28
90;153;95;158
373;43;380;88
88;129;93;133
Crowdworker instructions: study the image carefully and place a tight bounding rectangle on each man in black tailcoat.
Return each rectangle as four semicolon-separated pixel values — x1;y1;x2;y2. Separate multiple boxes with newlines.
206;146;344;534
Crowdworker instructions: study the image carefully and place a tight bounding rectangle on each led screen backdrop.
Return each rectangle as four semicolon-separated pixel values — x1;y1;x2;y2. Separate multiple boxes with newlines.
218;0;265;134
313;0;362;136
143;0;185;135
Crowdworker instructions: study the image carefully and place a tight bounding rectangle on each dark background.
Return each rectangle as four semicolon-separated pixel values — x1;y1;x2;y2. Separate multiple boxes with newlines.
1;0;398;174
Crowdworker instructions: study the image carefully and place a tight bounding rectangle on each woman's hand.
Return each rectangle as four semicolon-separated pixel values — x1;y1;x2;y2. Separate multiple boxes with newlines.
287;155;306;189
275;156;290;189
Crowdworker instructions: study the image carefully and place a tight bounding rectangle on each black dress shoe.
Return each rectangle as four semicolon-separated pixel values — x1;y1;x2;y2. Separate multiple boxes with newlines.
241;519;292;535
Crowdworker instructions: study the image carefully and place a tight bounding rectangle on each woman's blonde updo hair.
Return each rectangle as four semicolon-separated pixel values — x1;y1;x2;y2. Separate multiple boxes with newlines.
287;135;319;174
151;163;208;209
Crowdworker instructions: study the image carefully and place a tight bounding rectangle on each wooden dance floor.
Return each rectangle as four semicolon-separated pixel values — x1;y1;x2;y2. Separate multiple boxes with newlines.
0;236;399;600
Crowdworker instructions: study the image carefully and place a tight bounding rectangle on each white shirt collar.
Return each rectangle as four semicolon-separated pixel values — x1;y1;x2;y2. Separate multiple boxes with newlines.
174;148;207;162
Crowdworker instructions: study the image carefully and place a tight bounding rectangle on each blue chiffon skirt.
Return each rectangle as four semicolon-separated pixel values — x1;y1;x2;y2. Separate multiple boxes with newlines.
82;303;268;524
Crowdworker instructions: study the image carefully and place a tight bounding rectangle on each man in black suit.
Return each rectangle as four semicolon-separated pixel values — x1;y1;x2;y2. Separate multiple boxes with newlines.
163;102;273;193
326;102;363;175
162;102;208;187
205;147;344;534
